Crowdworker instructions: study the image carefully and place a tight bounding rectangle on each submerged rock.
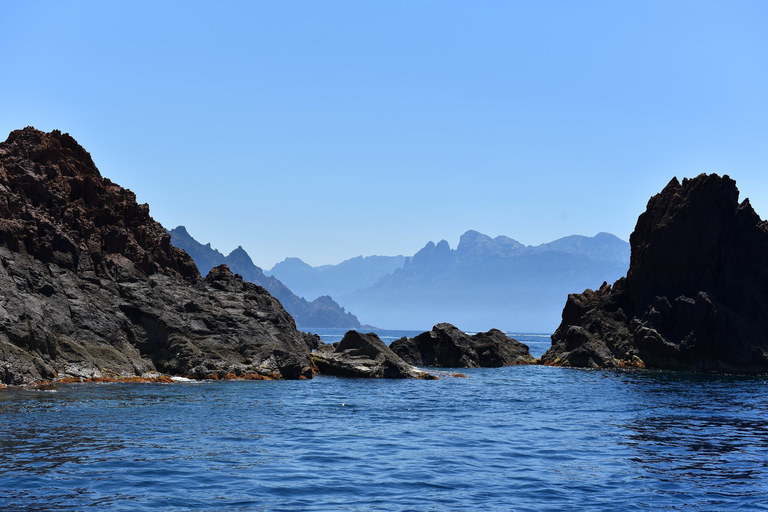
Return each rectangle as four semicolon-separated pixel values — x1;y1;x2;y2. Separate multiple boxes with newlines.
390;323;534;368
541;174;768;372
0;127;313;384
311;331;435;379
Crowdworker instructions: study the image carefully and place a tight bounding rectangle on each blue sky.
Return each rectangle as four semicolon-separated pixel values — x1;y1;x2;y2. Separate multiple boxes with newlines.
3;1;767;267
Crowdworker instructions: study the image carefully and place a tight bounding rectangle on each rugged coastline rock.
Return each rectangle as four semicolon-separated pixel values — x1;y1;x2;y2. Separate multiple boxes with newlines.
311;331;435;379
541;174;768;372
391;323;534;367
0;127;312;384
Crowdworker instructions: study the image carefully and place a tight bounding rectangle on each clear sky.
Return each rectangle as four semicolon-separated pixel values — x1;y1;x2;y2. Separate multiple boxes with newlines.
3;1;767;268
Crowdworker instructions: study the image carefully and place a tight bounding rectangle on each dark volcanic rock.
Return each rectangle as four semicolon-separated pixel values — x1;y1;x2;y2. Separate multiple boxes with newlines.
311;331;434;379
541;174;768;372
0;127;312;384
390;323;534;368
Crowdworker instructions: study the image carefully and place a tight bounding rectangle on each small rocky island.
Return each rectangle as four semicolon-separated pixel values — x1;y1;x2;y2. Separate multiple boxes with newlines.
391;323;534;367
310;323;534;379
541;174;768;373
0;128;314;384
311;330;437;379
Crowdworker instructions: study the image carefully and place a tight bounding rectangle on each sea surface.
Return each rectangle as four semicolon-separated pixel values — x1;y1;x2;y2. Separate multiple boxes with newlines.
2;329;768;511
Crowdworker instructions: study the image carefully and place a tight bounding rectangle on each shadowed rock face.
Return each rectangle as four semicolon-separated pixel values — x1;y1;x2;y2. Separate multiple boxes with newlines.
311;331;434;379
0;127;312;384
541;174;768;372
390;323;534;368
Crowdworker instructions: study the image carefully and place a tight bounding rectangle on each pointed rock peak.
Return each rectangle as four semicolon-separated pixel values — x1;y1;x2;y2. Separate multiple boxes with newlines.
227;245;251;259
171;225;190;237
435;240;451;252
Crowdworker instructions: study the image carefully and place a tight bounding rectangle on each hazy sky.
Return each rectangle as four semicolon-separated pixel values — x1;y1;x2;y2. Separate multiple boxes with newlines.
3;1;767;268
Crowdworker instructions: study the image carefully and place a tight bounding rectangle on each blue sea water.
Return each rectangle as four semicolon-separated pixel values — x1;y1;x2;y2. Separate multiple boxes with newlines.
1;330;768;511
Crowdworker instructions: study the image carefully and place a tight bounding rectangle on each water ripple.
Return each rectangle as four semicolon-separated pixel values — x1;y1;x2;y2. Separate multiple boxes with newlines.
1;335;768;510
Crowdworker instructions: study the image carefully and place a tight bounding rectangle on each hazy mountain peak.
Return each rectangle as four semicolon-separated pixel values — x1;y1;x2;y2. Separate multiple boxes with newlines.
457;230;525;261
226;246;257;270
532;232;630;264
278;257;312;268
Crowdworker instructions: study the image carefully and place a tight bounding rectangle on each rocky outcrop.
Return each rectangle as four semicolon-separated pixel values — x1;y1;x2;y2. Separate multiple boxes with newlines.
541;174;768;372
169;226;362;329
390;323;534;367
0;127;313;384
311;331;435;379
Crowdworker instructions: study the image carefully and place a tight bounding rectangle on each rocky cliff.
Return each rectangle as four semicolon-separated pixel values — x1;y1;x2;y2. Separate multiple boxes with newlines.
541;174;768;372
169;226;361;329
0;127;312;384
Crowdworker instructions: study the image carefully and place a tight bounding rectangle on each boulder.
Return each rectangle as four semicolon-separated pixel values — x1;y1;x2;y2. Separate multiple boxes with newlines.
390;323;534;368
541;174;768;372
311;331;434;379
0;127;313;384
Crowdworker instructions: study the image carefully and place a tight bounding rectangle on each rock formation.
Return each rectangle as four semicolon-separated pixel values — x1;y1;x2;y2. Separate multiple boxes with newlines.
169;226;362;329
311;330;435;379
0;127;313;384
391;323;534;367
541;174;768;372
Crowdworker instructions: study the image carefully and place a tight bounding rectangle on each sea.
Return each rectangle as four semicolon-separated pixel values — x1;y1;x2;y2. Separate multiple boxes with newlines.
1;328;767;511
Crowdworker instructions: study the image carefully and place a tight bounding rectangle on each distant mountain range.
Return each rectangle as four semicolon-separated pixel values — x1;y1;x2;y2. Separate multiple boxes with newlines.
269;230;630;333
168;227;361;329
266;255;406;300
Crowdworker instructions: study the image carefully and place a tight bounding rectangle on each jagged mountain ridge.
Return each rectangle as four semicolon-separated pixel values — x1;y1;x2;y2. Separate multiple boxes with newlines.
169;226;361;329
333;230;630;332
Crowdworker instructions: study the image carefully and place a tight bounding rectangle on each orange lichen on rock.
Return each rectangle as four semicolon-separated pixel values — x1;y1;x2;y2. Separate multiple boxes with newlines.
452;373;469;378
242;373;278;380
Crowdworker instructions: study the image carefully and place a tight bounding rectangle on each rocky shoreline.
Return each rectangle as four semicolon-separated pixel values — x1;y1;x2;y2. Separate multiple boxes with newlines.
2;128;767;386
0;128;313;384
